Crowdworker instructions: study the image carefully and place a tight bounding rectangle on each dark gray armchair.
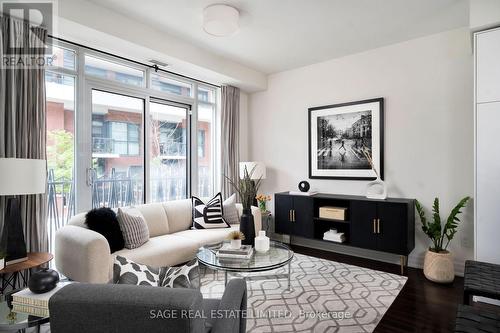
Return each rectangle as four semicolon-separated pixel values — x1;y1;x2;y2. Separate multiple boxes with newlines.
49;279;247;333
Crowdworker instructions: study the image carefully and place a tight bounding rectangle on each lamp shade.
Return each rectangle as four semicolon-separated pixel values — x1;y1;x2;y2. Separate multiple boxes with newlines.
0;158;47;195
239;162;266;180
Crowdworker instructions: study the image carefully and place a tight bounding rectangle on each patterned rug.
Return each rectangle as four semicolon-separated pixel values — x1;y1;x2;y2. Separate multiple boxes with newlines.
200;253;407;333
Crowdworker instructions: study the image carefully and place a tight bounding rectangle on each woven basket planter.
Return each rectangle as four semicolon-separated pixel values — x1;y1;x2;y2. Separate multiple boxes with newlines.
423;250;454;283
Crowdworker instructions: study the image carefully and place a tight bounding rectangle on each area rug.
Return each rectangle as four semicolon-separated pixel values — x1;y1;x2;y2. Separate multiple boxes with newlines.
200;253;407;333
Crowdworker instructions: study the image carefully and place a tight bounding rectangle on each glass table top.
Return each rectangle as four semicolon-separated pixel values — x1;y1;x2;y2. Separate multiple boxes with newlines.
197;241;294;272
0;300;48;331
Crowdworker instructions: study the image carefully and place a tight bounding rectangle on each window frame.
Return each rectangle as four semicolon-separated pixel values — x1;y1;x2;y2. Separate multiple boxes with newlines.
47;38;221;211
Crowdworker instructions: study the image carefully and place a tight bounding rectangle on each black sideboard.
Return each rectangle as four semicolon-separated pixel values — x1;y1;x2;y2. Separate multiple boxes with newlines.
274;192;415;274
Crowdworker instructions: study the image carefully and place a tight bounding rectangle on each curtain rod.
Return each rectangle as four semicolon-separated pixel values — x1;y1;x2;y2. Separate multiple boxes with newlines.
48;35;222;89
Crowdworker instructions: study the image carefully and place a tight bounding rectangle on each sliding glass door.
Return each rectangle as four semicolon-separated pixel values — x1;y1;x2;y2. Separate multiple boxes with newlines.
149;100;190;202
88;89;145;208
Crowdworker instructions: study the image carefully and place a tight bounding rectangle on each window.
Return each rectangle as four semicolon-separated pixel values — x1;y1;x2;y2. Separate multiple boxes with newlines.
91;90;145;208
48;46;76;70
85;55;145;87
151;73;193;97
198;86;216;103
149;101;189;202
45;71;76;251
197;88;217;197
198;130;206;158
100;121;141;156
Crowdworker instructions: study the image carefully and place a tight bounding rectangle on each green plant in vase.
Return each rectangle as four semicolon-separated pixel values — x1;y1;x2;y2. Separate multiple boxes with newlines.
415;196;470;283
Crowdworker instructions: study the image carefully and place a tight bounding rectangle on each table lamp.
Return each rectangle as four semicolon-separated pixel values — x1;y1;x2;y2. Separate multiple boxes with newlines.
239;161;266;180
0;158;46;266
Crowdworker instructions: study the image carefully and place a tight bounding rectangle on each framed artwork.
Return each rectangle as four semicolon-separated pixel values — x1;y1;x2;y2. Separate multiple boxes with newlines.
308;98;384;180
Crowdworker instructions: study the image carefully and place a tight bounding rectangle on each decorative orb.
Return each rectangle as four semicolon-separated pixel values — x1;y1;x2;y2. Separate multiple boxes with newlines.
298;181;310;192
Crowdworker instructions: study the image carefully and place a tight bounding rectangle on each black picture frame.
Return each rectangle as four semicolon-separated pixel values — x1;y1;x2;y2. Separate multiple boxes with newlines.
308;98;384;180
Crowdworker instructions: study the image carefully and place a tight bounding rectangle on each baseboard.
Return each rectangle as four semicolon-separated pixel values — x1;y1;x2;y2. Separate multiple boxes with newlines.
274;234;466;277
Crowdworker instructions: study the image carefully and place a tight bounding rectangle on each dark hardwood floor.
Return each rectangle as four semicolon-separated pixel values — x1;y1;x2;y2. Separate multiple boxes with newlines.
291;245;465;333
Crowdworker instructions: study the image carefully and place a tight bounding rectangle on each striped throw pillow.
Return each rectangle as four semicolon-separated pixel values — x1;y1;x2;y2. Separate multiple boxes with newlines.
192;193;230;229
117;208;149;249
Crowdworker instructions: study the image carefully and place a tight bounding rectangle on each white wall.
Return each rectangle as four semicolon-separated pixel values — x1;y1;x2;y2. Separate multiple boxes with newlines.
470;0;500;31
248;27;474;273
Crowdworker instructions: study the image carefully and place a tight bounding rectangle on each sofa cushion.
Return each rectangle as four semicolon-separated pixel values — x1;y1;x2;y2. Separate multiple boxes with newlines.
161;259;200;289
85;208;124;253
192;193;230;229
113;255;160;286
163;199;193;233
223;194;240;224
174;225;240;247
135;203;169;237
117;208;150;249
113;234;199;268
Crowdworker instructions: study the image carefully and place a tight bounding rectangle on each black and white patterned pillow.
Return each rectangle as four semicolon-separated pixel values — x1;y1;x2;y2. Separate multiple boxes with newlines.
160;259;200;289
117;208;149;249
113;255;160;286
192;193;230;229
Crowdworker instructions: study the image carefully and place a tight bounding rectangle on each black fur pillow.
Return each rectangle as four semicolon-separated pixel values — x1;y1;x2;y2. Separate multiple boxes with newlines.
85;208;125;253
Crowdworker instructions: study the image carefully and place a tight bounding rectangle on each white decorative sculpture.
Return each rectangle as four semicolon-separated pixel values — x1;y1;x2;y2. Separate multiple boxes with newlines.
362;149;387;200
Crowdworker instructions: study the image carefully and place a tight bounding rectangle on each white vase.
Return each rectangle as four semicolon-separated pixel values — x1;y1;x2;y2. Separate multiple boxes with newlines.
230;239;241;249
0;258;4;270
255;231;270;253
366;176;387;199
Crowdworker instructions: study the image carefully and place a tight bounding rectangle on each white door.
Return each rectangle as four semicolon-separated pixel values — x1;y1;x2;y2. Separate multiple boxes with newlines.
476;101;500;264
476;28;500;104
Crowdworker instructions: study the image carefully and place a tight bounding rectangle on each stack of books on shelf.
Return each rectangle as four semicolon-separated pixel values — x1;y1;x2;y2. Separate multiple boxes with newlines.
11;282;73;317
216;244;254;260
323;229;345;243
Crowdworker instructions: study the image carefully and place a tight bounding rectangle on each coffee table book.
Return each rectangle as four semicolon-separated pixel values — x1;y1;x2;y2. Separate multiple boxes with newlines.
216;244;254;259
11;281;73;316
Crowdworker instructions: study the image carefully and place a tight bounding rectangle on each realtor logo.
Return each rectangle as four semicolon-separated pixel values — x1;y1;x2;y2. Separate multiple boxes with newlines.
1;1;53;55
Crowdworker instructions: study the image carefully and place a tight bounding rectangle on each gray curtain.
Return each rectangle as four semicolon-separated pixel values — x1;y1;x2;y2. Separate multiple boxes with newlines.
220;85;240;199
0;15;48;253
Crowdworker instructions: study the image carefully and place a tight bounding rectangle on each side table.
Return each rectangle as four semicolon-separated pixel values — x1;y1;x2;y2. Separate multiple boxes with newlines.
0;253;53;294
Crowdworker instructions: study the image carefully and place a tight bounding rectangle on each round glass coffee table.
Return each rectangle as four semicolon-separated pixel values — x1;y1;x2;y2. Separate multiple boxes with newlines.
197;241;294;290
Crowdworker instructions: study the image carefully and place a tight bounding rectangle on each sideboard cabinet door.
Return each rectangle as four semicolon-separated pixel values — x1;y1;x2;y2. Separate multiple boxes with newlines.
350;201;377;250
292;196;314;238
275;194;293;235
376;202;407;255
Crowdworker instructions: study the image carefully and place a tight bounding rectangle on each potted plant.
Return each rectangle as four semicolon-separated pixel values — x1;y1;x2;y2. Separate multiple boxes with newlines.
415;196;470;283
256;194;271;213
227;231;245;249
226;166;263;246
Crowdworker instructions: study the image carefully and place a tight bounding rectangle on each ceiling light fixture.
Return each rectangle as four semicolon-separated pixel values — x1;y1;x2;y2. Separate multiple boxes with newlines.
203;4;239;37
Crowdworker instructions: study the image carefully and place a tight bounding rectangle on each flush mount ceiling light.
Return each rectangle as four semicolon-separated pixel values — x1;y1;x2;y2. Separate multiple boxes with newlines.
203;4;239;37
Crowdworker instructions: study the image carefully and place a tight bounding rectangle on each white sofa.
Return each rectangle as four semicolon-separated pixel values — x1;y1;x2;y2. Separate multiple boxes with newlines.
55;199;262;283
